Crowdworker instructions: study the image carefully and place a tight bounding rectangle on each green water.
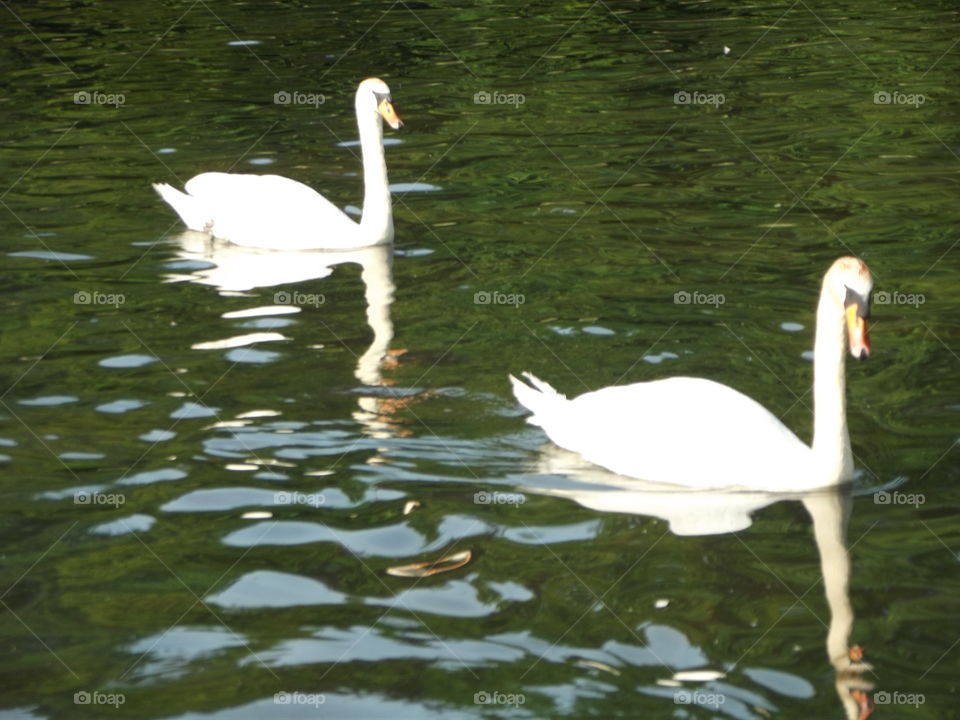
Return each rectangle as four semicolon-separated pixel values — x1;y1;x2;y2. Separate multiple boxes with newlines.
2;1;958;718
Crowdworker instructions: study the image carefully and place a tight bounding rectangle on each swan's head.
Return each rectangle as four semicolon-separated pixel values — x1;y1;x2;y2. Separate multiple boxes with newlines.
356;77;403;130
825;256;872;359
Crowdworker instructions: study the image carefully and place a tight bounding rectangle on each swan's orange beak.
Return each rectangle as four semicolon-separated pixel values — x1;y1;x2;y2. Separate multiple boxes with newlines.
845;302;870;359
378;98;403;130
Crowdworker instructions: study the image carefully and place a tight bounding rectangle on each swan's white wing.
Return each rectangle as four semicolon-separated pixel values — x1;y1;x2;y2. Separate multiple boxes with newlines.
180;173;360;250
523;376;814;490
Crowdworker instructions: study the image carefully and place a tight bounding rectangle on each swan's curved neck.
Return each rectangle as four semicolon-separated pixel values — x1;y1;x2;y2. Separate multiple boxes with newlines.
812;287;852;482
356;105;393;243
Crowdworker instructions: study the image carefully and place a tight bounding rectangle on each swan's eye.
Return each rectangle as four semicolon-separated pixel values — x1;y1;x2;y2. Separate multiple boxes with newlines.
844;286;871;319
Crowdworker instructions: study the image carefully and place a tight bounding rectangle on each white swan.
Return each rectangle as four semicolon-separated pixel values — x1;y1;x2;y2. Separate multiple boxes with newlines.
511;257;873;491
153;77;402;250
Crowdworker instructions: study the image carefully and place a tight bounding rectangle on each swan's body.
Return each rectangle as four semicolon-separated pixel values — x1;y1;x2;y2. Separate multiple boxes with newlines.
516;375;812;489
153;77;402;250
511;257;873;491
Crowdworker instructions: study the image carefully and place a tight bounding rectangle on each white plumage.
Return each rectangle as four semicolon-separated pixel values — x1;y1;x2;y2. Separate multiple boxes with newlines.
512;373;811;489
153;77;402;250
511;257;874;491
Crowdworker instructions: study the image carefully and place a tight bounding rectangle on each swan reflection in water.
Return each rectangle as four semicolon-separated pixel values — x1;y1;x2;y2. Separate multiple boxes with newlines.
164;232;419;438
524;447;875;719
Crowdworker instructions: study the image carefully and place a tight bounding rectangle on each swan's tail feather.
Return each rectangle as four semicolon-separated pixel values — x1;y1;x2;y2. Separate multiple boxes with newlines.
509;372;567;426
152;182;210;232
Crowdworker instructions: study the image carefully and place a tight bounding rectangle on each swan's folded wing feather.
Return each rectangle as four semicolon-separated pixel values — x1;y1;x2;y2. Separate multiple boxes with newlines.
183;173;358;247
537;376;812;489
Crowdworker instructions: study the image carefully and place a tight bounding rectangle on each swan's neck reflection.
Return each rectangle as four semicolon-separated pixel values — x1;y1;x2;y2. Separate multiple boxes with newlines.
521;447;874;718
354;244;394;385
166;234;401;429
803;490;875;719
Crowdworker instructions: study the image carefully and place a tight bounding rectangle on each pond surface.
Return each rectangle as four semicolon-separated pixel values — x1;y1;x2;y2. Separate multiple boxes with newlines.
1;1;958;718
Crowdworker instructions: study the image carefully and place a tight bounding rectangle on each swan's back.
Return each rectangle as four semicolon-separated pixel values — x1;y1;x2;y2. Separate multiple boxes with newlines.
514;375;814;490
182;173;359;249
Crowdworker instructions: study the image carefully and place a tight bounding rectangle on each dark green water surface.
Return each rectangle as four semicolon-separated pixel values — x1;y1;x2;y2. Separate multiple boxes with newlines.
1;1;958;718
